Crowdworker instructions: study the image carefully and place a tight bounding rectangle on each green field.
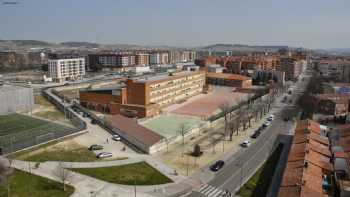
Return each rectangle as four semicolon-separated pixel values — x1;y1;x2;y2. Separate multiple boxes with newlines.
0;169;74;197
141;114;205;138
0;114;74;148
71;162;172;185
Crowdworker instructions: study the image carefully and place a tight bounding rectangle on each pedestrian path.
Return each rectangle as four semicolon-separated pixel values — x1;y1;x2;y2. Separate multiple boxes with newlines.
197;184;229;197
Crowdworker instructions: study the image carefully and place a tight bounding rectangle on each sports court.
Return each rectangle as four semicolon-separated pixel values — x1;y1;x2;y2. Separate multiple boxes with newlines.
0;113;73;144
165;86;248;118
140;114;206;139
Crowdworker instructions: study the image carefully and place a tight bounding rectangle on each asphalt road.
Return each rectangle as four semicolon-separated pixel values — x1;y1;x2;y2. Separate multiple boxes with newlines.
188;68;312;197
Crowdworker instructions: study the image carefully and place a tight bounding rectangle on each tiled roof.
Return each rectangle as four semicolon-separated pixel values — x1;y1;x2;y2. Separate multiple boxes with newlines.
107;114;164;148
278;120;330;197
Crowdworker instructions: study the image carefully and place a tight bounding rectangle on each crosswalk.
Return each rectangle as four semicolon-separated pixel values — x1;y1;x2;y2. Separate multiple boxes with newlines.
197;184;229;197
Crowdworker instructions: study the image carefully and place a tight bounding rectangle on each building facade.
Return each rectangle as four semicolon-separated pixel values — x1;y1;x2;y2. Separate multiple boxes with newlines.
135;53;150;65
276;57;304;81
80;71;206;118
149;52;169;64
0;84;34;115
206;72;252;88
48;57;85;83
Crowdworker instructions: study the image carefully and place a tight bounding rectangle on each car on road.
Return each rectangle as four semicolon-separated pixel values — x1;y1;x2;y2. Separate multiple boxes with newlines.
267;114;274;121
241;140;251;147
251;130;261;139
263;121;271;127
210;160;225;172
284;117;290;121
96;152;112;158
88;144;103;151
112;134;121;141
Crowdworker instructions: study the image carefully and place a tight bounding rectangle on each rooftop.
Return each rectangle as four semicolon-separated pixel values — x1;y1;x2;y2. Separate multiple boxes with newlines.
206;72;251;81
132;71;204;84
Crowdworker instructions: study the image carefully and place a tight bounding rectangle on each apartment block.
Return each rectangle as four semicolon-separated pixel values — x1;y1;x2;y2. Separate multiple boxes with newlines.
48;57;85;83
149;52;169;64
135;53;150;65
88;54;135;67
318;60;350;81
276;57;304;81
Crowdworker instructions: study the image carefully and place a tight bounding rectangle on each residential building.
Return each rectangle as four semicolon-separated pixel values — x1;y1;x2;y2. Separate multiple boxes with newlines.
48;57;85;83
314;94;350;116
318;60;350;81
88;54;135;68
278;120;332;197
149;52;169;64
135;53;150;65
276;57;304;81
206;72;252;88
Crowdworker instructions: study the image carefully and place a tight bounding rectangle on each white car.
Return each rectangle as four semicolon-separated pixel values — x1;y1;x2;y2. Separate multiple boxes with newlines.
112;134;121;141
96;152;112;158
241;140;251;147
267;114;274;121
263;121;271;127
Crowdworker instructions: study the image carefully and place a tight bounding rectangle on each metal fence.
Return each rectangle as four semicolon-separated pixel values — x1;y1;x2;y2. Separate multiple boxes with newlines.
0;87;86;155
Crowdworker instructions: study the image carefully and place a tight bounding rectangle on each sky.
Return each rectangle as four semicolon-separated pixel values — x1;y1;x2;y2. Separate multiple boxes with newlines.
0;0;350;49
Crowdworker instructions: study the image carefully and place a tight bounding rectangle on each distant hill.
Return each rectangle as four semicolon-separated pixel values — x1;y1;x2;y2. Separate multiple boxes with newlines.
201;44;289;52
0;40;52;46
60;41;100;48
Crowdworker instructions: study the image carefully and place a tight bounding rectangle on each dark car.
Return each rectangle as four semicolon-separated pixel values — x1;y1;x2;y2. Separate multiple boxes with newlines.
88;144;103;151
210;160;225;172
251;130;261;139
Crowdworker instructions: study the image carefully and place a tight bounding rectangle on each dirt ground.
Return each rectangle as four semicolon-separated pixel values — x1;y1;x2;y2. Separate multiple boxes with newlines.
31;95;73;126
153;117;264;176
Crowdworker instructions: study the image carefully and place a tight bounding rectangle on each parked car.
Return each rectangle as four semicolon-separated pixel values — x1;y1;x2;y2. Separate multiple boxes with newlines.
263;121;271;127
241;140;251;147
88;144;103;151
96;152;112;158
283;117;290;121
91;119;97;124
267;114;274;121
251;130;261;139
210;160;225;172
112;134;121;141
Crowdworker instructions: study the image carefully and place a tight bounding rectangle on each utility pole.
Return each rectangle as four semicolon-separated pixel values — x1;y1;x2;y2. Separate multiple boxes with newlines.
134;178;136;197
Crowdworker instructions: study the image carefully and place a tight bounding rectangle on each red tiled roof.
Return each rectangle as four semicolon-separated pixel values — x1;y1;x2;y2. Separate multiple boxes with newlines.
107;115;164;147
278;119;330;197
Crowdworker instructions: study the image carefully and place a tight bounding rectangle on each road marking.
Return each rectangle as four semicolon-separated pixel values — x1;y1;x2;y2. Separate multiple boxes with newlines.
198;184;227;197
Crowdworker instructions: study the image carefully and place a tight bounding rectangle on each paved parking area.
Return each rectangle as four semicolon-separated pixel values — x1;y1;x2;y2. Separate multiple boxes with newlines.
71;116;138;159
165;86;248;118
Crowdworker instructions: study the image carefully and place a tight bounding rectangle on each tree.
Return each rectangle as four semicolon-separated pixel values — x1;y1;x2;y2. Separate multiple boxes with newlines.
178;123;187;157
219;101;231;139
54;162;71;191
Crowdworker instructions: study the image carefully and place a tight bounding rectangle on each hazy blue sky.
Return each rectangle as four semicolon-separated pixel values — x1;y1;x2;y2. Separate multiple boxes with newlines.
1;0;350;49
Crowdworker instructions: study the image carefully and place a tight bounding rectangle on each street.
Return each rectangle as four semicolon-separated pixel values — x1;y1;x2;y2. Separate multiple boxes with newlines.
187;66;311;197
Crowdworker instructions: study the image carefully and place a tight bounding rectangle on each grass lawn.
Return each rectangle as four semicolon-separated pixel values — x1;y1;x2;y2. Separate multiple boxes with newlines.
237;144;284;197
71;162;172;185
0;169;74;197
15;147;99;162
10;139;127;162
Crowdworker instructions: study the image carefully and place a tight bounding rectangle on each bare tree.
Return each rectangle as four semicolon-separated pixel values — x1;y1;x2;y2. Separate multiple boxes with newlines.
0;157;13;197
219;101;231;139
228;120;236;141
178;123;187;157
54;162;71;191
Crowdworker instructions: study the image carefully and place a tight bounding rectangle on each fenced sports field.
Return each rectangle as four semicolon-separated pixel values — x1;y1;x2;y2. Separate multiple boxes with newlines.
0;113;78;154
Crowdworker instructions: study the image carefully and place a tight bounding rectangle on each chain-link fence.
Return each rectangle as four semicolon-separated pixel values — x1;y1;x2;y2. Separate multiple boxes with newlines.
0;87;86;155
